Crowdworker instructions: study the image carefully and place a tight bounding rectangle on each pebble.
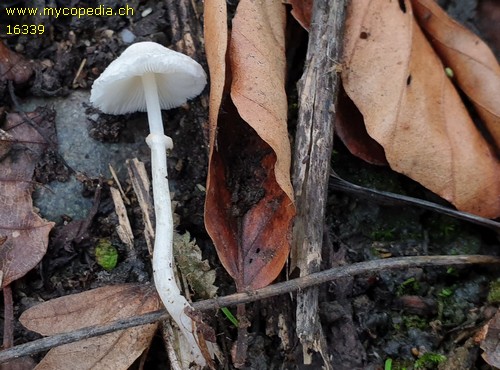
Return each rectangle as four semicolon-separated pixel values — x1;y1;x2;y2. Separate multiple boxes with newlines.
120;29;136;44
141;8;153;17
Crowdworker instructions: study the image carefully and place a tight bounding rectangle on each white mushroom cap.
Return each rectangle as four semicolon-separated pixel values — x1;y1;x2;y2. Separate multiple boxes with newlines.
90;41;207;114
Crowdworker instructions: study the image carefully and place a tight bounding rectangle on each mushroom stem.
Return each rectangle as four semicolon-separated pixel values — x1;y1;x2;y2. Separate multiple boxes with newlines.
142;73;164;136
142;75;205;364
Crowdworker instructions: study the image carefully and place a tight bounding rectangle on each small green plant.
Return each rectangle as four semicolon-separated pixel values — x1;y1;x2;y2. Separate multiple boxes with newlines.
436;283;460;323
384;358;393;370
386;358;411;370
414;352;446;369
438;288;454;298
221;307;239;327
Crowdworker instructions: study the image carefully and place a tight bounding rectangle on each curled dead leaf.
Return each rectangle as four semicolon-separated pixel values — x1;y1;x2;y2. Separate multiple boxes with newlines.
412;0;500;150
342;0;500;218
336;87;388;165
284;0;313;31
204;0;295;290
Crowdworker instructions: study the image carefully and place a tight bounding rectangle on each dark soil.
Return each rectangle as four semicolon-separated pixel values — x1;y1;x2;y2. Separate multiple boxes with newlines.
1;1;499;370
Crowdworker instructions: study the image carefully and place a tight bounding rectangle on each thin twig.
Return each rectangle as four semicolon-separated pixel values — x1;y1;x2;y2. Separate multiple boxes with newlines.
0;254;498;363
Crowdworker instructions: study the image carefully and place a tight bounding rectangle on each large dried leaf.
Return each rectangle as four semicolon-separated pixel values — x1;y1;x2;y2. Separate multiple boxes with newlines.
412;0;500;149
342;0;500;218
0;109;55;287
204;0;295;290
284;2;387;165
20;284;160;370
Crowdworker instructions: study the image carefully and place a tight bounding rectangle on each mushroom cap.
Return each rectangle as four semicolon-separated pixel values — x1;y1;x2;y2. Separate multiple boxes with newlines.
90;42;207;114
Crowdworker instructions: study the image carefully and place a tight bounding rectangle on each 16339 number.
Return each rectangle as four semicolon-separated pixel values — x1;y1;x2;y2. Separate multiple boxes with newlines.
6;24;44;35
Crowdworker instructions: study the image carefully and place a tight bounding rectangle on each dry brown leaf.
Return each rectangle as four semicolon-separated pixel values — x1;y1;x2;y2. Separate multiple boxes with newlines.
412;0;500;150
0;129;14;159
480;308;500;368
336;87;388;165
20;284;160;370
204;0;295;290
477;1;500;57
204;0;227;150
0;42;33;84
230;0;293;203
284;0;313;31
0;357;36;370
342;0;500;218
0;109;55;287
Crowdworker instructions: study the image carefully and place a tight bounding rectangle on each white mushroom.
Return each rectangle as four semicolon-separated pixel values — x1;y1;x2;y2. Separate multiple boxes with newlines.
90;41;207;365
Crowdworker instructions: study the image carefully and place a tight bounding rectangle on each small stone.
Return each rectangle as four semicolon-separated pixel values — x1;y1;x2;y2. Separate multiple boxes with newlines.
120;28;136;44
141;8;153;17
102;29;114;39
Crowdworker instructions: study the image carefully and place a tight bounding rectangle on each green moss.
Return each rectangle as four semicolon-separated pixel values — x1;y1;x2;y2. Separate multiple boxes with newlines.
425;214;481;254
370;228;396;241
436;286;467;326
397;277;420;296
389;359;412;370
449;235;481;255
401;314;428;330
352;167;406;194
425;214;460;240
414;352;446;369
366;212;422;243
487;280;500;304
95;239;118;271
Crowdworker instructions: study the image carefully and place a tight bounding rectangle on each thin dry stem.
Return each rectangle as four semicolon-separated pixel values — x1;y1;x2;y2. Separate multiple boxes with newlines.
0;254;498;363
